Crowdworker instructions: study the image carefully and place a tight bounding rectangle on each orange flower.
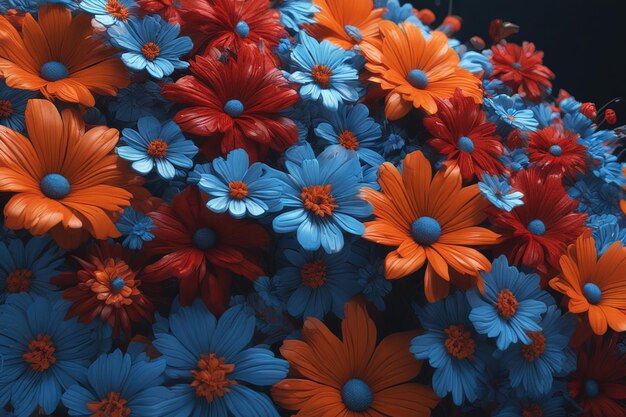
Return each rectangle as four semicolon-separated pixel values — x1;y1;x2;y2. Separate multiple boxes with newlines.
360;21;482;120
307;0;384;50
361;151;500;302
0;99;136;248
272;299;438;416
549;234;626;335
0;5;129;107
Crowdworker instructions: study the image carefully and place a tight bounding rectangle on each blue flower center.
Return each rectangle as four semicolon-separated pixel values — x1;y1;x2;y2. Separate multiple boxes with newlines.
39;61;69;81
40;173;71;199
224;99;244;117
458;136;475;153
344;25;362;43
407;69;429;89
193;227;216;250
527;219;545;236
549;145;562;156
341;379;372;412
411;216;441;245
582;283;602;305
584;379;600;397
512;62;522;70
111;276;125;292
235;20;250;38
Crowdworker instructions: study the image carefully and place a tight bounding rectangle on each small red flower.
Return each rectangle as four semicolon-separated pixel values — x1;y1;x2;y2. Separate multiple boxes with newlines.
580;102;597;120
490;41;555;102
605;109;617;125
424;89;505;182
527;126;588;179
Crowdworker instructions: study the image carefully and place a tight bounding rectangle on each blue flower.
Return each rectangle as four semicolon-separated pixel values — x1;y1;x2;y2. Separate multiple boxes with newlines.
198;149;283;219
118;116;197;180
153;301;288;417
467;256;550;350
383;0;421;25
478;173;525;212
568;174;622;216
0;81;37;133
79;0;138;26
357;258;391;311
484;94;539;132
272;144;373;253
0;294;99;417
0;0;77;13
410;291;492;405
0;236;64;303
108;16;193;79
116;207;155;250
314;104;384;166
459;51;493;78
559;96;581;114
494;386;570;417
108;80;173;123
276;0;319;32
62;349;170;416
530;103;560;129
587;214;626;254
500;147;529;173
288;32;360;110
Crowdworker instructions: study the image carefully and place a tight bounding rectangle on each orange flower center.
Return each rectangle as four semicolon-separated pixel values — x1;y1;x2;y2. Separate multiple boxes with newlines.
190;353;236;402
444;324;476;360
87;392;131;417
146;139;168;158
228;181;249;199
338;130;359;150
496;289;518;319
105;0;130;21
89;258;138;307
521;403;543;417
23;334;56;372
311;64;333;89
301;185;337;217
521;331;546;361
141;42;161;61
5;269;33;293
0;99;13;118
300;260;327;288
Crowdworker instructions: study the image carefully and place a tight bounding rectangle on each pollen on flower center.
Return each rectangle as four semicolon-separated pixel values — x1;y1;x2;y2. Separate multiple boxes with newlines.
193;227;217;250
338;130;359;150
6;269;33;293
527;219;546;236
146;139;168;158
86;392;131;417
228;180;249;199
23;334;57;372
411;216;441;246
300;260;327;288
407;69;429;89
521;403;543;417
521;331;546;361
444;324;476;360
496;289;519;319
40;61;69;81
341;378;372;412
91;258;136;306
190;353;237;402
105;0;129;20
582;282;602;305
457;136;475;153
0;99;13;118
301;184;337;217
40;173;71;200
141;42;161;61
311;64;333;89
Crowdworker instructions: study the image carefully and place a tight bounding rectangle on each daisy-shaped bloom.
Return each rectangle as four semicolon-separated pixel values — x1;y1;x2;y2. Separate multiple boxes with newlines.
484;94;539;132
478;173;525;212
306;0;384;50
361;151;500;302
108;15;193;79
361;21;482;120
424;88;505;182
62;350;169;417
488;169;588;274
490;41;555;103
0;5;129;107
0;294;99;417
527;126;588;179
163;45;299;162
118;116;198;180
273;299;439;416
0;80;38;133
277;0;319;33
493;387;569;417
549;234;626;335
116;206;155;250
79;0;138;26
0;99;136;249
288;32;360;111
154;301;288;417
198;148;283;219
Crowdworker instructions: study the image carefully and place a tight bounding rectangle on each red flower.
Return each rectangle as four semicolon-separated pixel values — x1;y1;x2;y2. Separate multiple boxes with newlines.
527;126;588;179
424;89;505;182
488;169;587;274
143;186;268;314
569;336;626;417
137;0;181;24
490;41;555;103
580;102;597;120
162;45;299;162
605;109;617;125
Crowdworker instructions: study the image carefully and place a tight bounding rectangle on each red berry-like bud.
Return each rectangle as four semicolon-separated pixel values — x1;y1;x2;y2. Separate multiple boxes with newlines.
417;8;435;25
605;109;617;125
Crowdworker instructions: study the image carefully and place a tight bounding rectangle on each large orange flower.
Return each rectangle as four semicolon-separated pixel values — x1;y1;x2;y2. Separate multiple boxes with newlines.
0;5;129;107
0;99;136;248
272;299;438;417
549;234;626;335
361;21;482;120
361;151;500;302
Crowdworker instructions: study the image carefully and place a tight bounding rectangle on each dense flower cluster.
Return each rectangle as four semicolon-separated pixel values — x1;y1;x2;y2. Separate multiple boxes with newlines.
0;0;624;416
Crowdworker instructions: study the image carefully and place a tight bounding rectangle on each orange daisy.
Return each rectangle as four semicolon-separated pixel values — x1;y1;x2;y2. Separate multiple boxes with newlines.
0;99;136;249
272;299;439;417
549;234;626;335
361;151;500;302
360;21;483;120
0;4;129;107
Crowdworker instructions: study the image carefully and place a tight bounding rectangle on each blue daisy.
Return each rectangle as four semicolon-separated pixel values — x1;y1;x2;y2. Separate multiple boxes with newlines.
494;386;570;417
79;0;138;27
568;174;622;216
108;80;173;124
62;349;170;417
459;51;493;78
153;301;288;417
118;116;198;180
116;207;155;250
276;0;319;32
500;147;529;173
198;148;283;219
0;80;38;133
108;15;193;79
478;173;525;212
484;94;539;132
587;214;626;255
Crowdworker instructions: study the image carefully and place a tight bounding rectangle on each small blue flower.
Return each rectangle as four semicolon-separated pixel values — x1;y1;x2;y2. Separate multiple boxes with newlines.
357;259;391;312
276;0;319;32
587;214;626;254
494;386;570;417
0;80;38;133
79;0;138;26
500;147;529;173
116;207;155;250
118;116;197;180
383;0;421;25
530;103;560;129
478;173;525;211
568;174;622;216
108;15;193;79
108;80;173;123
484;94;539;132
459;51;493;78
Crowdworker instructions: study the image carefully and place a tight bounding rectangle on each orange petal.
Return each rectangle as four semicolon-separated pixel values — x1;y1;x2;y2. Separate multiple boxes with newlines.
341;300;377;377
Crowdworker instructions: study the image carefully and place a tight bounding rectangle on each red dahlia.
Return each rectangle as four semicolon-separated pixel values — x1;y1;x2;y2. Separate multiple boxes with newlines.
527;126;588;179
162;45;299;162
424;89;505;182
490;41;555;103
